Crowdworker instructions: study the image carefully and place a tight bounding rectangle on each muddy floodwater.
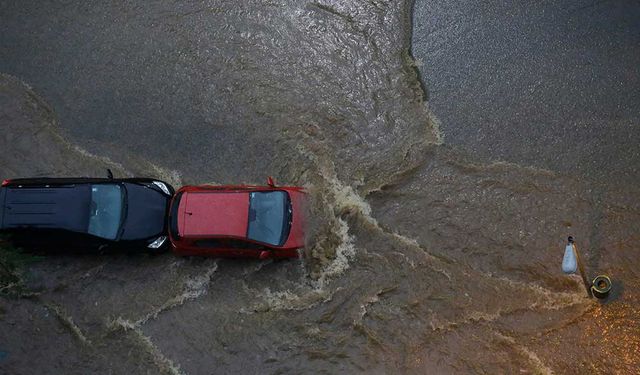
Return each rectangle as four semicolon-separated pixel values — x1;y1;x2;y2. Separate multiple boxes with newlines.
1;1;639;374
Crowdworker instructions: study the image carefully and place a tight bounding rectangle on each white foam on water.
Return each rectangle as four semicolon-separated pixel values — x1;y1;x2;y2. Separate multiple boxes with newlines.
247;286;335;312
71;145;133;176
46;302;90;345
326;174;374;220
146;163;183;187
130;327;185;375
135;264;218;326
110;316;136;331
494;332;554;375
314;217;356;289
424;103;444;145
111;263;218;330
483;273;589;310
72;144;184;186
353;290;384;325
295;140;446;291
293;142;363;285
427;275;591;333
426;272;592;334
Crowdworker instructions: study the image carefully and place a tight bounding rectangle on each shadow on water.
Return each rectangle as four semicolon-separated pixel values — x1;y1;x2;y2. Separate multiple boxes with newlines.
601;279;624;303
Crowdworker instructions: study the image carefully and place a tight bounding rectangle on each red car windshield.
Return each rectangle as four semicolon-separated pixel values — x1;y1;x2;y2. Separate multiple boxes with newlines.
247;191;291;246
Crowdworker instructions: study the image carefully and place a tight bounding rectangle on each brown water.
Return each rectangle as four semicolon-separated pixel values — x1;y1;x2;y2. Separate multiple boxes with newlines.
1;1;639;374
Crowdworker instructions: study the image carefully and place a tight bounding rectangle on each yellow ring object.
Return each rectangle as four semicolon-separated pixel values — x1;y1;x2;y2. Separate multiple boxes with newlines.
591;275;612;299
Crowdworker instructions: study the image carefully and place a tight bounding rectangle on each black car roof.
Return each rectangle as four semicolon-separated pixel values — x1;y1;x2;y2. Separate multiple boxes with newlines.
1;183;92;232
3;177;164;186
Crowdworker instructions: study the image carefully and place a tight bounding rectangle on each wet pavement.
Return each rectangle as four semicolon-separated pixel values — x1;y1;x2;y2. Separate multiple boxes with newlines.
412;0;640;185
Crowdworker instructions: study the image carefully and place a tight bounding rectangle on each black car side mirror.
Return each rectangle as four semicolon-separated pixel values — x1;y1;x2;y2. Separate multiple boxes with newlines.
107;169;114;179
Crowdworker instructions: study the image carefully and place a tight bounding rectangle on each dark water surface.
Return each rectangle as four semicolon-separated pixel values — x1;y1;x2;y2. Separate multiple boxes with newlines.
1;0;639;374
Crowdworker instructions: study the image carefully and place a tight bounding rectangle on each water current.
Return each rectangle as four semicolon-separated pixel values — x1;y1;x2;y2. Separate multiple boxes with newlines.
0;1;638;374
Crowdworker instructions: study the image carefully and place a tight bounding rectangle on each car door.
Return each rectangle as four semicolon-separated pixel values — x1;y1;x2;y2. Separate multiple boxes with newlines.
224;238;270;257
5;228;106;253
193;238;269;258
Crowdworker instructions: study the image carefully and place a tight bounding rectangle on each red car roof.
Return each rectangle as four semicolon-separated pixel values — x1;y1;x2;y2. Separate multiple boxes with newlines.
177;191;249;237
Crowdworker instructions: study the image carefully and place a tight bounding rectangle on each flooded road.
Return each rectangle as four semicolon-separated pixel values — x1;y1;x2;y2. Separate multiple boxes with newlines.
1;0;639;374
412;0;640;186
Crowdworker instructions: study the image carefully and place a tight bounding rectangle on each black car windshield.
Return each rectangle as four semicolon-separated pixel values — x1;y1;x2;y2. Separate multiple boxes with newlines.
87;184;124;240
247;191;290;246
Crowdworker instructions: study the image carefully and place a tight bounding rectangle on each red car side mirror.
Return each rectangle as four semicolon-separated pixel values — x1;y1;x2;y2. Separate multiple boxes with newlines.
267;176;275;187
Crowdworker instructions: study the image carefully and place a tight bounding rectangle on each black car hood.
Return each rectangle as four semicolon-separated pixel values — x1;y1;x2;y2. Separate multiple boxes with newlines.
1;185;91;231
120;183;169;240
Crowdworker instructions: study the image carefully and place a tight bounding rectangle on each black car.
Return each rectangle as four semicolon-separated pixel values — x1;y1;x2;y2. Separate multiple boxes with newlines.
0;174;174;252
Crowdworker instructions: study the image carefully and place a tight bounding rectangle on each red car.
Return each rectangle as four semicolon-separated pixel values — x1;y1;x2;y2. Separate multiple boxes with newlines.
168;177;306;259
